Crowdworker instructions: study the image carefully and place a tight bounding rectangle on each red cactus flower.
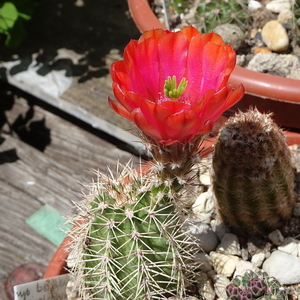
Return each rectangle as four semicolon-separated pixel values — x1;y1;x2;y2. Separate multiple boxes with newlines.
109;26;244;145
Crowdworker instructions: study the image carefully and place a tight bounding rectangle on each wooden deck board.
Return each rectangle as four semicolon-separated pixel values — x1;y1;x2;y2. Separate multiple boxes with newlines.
0;91;140;299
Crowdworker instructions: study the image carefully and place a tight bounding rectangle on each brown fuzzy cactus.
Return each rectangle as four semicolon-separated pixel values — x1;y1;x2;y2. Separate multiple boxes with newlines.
212;108;295;235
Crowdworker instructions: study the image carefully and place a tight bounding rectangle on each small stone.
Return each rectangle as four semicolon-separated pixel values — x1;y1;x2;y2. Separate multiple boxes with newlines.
278;237;300;256
210;251;240;277
185;219;218;252
192;191;215;216
247;53;300;79
212;274;231;299
248;0;262;11
200;174;211;186
241;248;250;261
233;260;256;277
216;233;241;256
261;20;289;52
195;252;213;272
252;46;272;54
293;203;300;217
213;24;244;50
201;281;216;300
268;229;284;245
210;219;230;241
277;8;294;24
263;250;300;284
251;252;266;268
266;0;292;14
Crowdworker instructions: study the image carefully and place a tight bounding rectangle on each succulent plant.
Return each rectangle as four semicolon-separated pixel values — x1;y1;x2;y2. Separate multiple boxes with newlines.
226;270;287;300
212;108;295;235
68;165;199;300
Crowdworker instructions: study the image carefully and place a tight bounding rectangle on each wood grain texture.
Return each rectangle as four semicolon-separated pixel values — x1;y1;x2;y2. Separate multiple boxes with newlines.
0;95;139;299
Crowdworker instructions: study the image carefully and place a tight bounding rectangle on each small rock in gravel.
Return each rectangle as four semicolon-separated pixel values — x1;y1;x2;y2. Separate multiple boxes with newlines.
261;20;289;51
201;281;216;300
216;233;241;256
185;219;218;252
277;8;294;24
195;252;213;272
192;190;214;223
233;260;256;277
278;237;300;256
210;219;230;241
268;229;284;245
263;250;300;284
247;53;300;79
212;274;231;299
248;0;262;11
266;0;292;14
210;251;240;277
213;24;245;51
251;252;266;268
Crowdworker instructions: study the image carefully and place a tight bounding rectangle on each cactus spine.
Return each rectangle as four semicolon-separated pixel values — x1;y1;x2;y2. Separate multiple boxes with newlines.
212;109;295;235
68;164;199;300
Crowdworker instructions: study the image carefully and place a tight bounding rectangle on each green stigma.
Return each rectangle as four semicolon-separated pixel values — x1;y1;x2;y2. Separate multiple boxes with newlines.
164;76;188;100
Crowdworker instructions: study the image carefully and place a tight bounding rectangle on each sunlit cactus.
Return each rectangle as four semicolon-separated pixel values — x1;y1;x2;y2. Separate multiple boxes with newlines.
212;108;295;235
226;270;287;300
68;164;199;300
170;0;250;32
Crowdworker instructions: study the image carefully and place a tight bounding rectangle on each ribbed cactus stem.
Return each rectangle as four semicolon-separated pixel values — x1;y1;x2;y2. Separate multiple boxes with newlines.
68;165;198;300
212;109;295;235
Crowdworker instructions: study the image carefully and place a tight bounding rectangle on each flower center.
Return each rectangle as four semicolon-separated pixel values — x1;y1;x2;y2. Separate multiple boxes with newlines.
164;76;188;101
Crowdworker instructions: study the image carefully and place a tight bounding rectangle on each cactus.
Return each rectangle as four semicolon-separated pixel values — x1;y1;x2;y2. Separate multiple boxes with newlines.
212;108;295;235
226;270;287;300
170;0;250;33
68;165;199;300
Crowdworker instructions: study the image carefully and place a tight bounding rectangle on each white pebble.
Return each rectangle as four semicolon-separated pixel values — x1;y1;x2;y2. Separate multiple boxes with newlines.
251;252;266;268
248;0;262;11
263;250;300;284
278;237;300;256
266;0;292;13
233;260;256;277
212;274;231;299
210;251;240;277
216;233;241;256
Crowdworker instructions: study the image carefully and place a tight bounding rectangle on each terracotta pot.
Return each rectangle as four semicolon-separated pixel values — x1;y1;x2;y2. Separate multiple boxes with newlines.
127;0;300;132
44;124;300;279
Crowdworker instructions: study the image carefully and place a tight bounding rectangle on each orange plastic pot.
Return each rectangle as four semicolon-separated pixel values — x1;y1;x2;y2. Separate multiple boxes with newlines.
127;0;300;132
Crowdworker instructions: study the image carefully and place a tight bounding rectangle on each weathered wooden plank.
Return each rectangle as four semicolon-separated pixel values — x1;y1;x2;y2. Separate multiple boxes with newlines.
0;93;140;299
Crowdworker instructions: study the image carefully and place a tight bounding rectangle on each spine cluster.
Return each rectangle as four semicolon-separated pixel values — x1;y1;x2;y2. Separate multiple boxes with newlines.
68;165;198;300
212;109;295;235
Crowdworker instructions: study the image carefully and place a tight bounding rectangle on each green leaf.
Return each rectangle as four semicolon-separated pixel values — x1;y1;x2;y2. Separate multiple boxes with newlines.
4;16;26;47
0;2;18;30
